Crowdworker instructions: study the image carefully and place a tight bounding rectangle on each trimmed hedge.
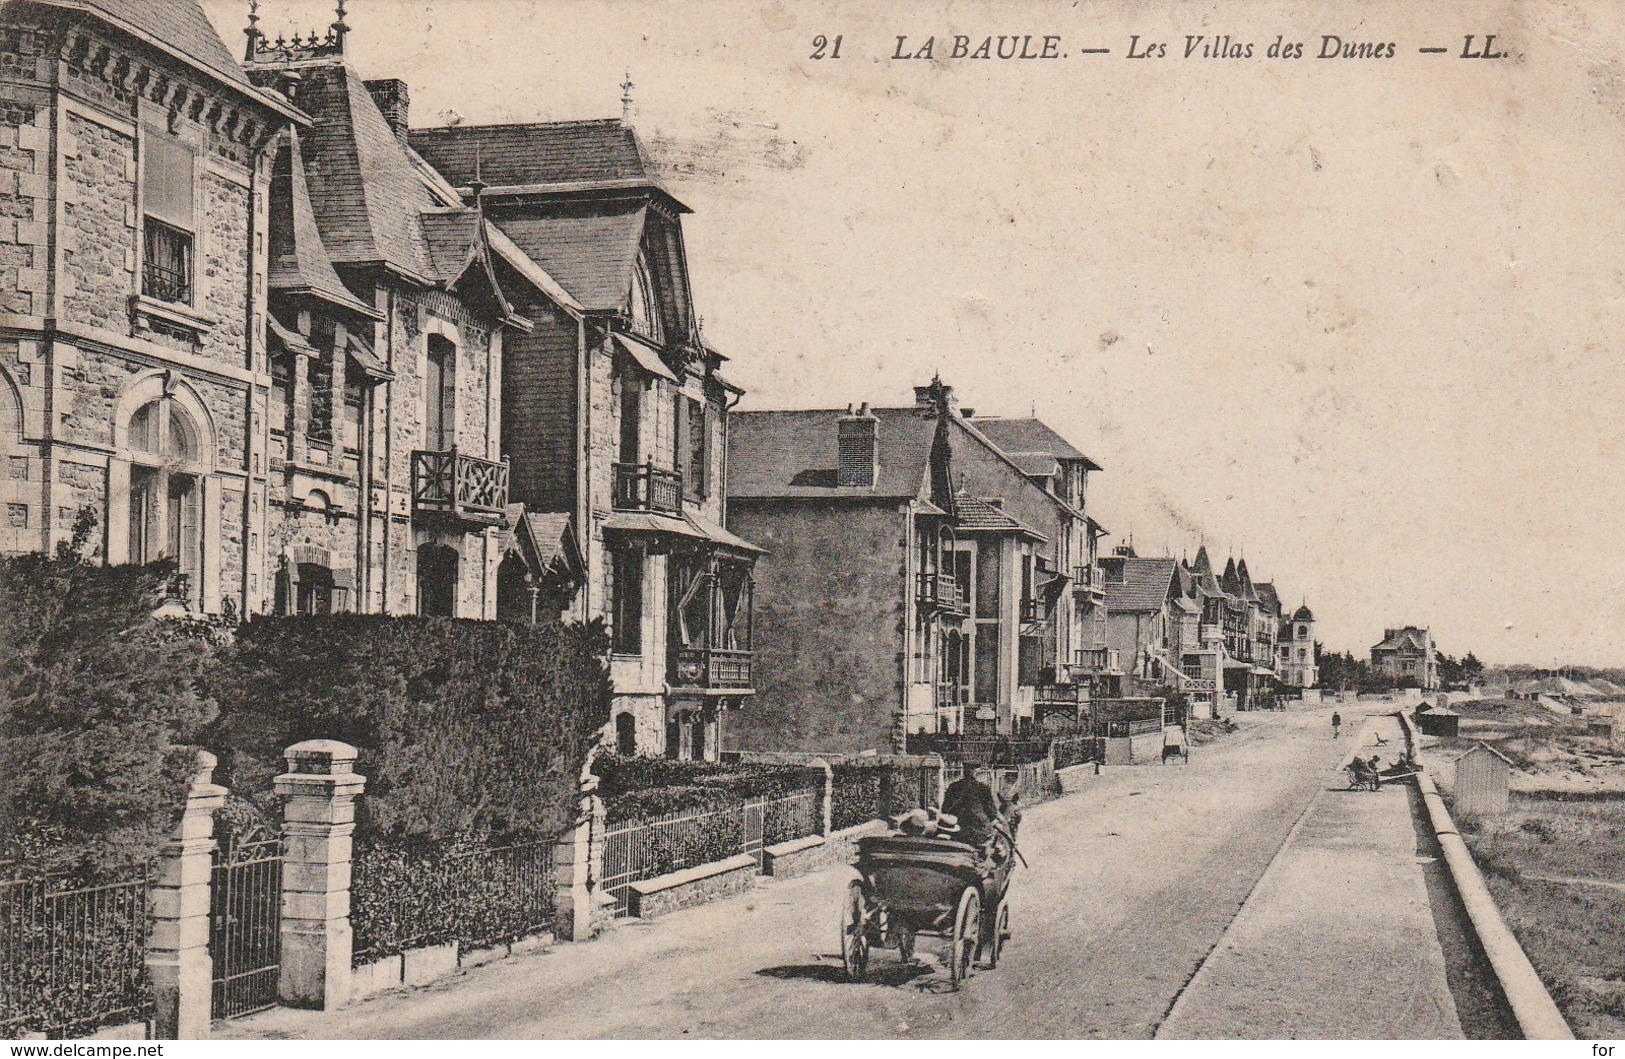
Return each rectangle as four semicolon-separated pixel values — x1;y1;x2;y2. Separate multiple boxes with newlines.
0;544;219;876
206;616;612;846
593;754;823;823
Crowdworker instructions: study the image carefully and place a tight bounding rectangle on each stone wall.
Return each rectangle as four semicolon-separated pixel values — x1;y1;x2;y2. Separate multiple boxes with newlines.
62;112;135;332
725;499;906;755
0;95;49;318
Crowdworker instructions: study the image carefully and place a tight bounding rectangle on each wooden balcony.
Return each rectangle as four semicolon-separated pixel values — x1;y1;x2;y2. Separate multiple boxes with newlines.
614;461;684;516
1073;564;1105;596
411;448;508;524
1069;647;1119;676
670;647;754;691
917;571;966;615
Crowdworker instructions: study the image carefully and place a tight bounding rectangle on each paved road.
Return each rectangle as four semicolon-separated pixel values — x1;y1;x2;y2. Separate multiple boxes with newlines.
1159;714;1463;1039
224;708;1365;1040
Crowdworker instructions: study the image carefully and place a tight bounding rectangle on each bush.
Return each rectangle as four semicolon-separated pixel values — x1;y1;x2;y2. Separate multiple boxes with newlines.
594;754;821;823
0;539;219;876
206;615;611;845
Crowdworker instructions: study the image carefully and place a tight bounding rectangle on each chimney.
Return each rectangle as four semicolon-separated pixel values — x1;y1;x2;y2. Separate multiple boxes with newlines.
912;378;959;417
365;79;410;143
837;402;879;488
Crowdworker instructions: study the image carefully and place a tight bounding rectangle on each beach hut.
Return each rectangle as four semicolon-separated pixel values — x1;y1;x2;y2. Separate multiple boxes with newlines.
1455;743;1513;815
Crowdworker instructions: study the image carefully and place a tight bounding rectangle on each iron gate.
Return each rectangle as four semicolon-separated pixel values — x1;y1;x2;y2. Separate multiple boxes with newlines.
210;804;282;1020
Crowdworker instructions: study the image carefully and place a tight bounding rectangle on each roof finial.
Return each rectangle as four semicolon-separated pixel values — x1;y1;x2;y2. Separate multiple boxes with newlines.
620;70;635;123
244;0;261;61
331;0;349;53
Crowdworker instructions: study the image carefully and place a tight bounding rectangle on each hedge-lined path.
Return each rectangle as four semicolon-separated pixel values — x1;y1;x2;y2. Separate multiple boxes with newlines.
219;708;1368;1039
1157;714;1464;1039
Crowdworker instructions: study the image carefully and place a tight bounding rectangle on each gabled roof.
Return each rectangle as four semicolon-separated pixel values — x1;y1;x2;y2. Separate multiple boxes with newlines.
1455;742;1513;767
1005;451;1061;478
408;120;685;207
500;507;584;579
728;408;939;500
969;417;1102;471
267;130;380;319
1255;581;1281;610
419;208;484;283
489;205;648;312
1104;557;1179;612
952;492;1048;540
1373;627;1432;653
268;62;433;279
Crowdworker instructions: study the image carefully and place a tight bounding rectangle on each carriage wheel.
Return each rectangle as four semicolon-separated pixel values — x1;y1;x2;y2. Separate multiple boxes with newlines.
948;887;981;990
980;896;1011;969
841;880;871;982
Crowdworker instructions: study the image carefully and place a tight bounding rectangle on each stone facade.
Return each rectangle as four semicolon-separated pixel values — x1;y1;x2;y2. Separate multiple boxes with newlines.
0;3;288;616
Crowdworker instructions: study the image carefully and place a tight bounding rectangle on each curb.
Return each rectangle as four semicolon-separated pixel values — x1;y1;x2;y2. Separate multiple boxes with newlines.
1398;712;1574;1041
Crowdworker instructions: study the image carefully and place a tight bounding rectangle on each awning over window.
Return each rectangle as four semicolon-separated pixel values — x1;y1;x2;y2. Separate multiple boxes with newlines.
266;313;315;356
613;331;678;383
346;331;394;382
602;509;764;556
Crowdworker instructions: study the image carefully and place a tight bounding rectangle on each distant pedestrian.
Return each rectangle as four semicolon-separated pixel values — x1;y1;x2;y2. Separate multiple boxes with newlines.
1331;711;1343;739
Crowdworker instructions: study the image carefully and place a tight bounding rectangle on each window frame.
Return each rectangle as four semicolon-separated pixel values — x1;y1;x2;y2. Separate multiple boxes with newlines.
138;126;200;309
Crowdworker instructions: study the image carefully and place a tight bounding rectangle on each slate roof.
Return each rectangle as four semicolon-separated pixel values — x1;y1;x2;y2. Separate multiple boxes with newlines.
499;507;582;575
1293;603;1314;621
1103;557;1179;612
418;208;484;283
267;130;379;318
1373;628;1431;653
968;417;1102;471
489;206;647;311
1004;451;1061;478
952;492;1047;540
1255;580;1280;611
1191;545;1213;575
408;120;682;204
728;408;939;500
44;0;295;111
275;62;434;279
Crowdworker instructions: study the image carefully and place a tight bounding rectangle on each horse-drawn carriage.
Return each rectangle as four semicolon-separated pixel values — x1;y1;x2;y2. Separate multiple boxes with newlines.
840;828;1016;989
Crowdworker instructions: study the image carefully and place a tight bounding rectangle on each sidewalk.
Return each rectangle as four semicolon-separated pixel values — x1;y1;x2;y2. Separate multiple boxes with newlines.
1157;714;1464;1040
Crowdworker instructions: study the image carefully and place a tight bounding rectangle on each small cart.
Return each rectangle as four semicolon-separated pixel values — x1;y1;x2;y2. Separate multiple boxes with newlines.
840;833;1015;989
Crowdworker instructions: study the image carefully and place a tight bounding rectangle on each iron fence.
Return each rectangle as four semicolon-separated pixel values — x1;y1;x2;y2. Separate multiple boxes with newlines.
0;871;152;1038
903;733;1053;764
210;833;283;1021
351;835;558;965
601;788;822;916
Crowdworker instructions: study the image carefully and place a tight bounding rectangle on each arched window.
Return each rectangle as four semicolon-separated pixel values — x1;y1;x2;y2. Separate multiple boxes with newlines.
0;371;19;440
417;542;459;617
127;398;203;603
629;255;661;343
615;712;637;756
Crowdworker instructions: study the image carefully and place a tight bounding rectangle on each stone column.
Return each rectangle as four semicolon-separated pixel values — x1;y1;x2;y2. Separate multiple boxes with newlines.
275;739;366;1010
146;750;226;1040
812;759;833;836
552;794;605;941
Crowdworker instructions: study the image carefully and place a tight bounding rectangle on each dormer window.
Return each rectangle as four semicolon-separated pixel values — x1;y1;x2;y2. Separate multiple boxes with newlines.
630;255;662;344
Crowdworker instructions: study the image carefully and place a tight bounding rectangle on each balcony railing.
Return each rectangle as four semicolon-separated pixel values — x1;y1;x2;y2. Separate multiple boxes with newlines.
1020;597;1047;623
1070;647;1118;675
613;462;684;516
669;647;753;690
1034;683;1087;706
935;683;970;709
917;571;965;615
142;260;191;305
1073;564;1104;594
411;448;509;523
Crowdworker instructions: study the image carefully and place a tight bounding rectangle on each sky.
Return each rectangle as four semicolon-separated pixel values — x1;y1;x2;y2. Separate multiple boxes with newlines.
202;0;1625;667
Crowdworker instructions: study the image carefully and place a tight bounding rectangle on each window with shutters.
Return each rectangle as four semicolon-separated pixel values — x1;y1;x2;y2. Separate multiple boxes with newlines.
684;396;707;498
425;335;455;450
140;131;196;305
611;547;644;654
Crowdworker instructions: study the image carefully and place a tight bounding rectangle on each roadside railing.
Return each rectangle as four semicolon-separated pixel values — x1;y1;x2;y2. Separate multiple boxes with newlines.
600;788;823;917
0;871;153;1039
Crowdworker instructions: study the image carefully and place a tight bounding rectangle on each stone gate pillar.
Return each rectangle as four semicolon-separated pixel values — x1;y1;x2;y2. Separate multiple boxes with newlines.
275;739;366;1010
146;750;226;1039
552;794;605;941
